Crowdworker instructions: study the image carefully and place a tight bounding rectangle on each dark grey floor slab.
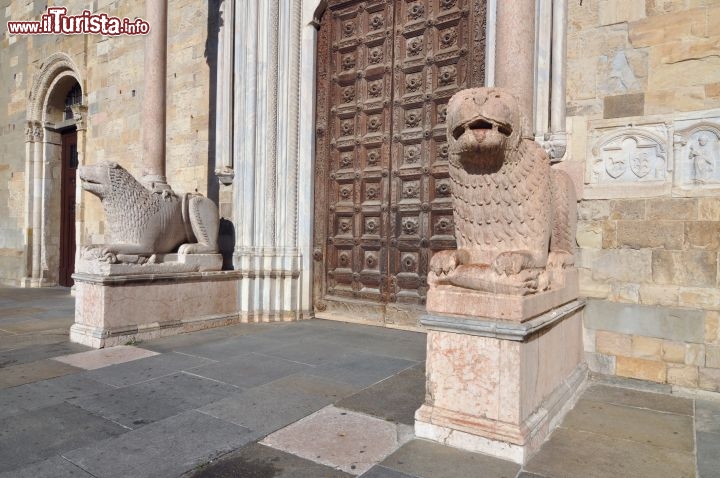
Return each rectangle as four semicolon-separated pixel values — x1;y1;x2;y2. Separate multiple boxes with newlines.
697;431;720;478
0;359;81;389
82;351;214;387
184;442;353;478
0;402;127;474
0;456;93;478
380;439;520;478
582;383;693;415
139;323;275;353
166;333;286;361
0;373;115;420
360;465;420;478
562;399;694;452
254;321;337;342
70;371;241;429
63;410;255;478
0;342;88;368
260;337;360;366
336;363;425;425
200;373;357;436
307;351;418;388
191;352;309;388
516;473;550;478
696;400;720;434
525;427;695;478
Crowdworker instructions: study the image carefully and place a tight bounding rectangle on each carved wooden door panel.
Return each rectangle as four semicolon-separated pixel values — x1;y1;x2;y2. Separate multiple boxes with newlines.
314;0;485;325
59;129;78;287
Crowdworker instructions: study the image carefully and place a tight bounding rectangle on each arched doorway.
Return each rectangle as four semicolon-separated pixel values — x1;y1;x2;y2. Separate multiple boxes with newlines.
25;53;85;287
312;0;486;325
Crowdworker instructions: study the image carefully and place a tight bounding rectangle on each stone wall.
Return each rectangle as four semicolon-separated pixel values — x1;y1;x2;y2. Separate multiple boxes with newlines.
0;0;215;284
566;0;720;391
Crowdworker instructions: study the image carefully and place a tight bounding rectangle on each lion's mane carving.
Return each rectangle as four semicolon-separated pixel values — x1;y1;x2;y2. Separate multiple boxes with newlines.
79;161;219;263
430;87;576;295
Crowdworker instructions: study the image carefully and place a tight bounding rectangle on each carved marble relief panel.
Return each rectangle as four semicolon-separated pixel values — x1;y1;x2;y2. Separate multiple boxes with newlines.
584;121;672;199
674;117;720;193
314;0;485;315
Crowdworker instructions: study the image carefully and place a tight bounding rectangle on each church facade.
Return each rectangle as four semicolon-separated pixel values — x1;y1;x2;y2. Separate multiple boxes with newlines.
1;0;720;391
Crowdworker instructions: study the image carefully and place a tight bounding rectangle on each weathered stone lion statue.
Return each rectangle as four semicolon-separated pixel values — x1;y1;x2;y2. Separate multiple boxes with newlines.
79;161;219;264
429;87;576;296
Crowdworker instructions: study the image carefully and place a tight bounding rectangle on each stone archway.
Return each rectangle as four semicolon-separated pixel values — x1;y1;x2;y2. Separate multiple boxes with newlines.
24;53;86;287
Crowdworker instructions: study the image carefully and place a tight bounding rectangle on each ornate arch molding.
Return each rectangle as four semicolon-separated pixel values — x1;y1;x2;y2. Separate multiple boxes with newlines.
23;52;86;286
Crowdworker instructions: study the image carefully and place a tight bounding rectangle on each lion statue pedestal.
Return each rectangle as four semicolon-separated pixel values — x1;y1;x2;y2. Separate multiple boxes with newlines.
70;161;242;348
414;88;587;464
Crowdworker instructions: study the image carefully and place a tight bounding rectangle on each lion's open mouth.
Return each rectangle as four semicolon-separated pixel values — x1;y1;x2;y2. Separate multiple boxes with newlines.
452;117;513;141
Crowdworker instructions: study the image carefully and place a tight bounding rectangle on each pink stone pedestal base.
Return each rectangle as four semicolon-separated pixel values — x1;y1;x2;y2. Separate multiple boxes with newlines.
414;300;587;464
70;271;243;348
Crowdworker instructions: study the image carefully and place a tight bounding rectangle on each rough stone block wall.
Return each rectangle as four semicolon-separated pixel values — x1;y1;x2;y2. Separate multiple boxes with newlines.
567;0;720;391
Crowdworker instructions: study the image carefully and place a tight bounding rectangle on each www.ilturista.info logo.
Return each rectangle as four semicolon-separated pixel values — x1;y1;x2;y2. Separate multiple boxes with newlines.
7;7;150;36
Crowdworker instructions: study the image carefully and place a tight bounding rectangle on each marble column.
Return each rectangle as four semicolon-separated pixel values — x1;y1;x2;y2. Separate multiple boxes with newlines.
214;0;235;185
31;122;43;281
141;0;169;190
494;0;536;137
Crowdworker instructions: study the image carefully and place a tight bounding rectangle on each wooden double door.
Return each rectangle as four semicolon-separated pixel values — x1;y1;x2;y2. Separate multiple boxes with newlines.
313;0;486;324
59;129;77;287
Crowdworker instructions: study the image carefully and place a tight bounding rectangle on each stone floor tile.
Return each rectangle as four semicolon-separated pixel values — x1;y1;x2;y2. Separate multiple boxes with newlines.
379;439;520;478
0;402;127;474
184;442;354;478
582;383;693;415
254;321;338;342
0;333;70;351
260;337;360;366
70;371;241;429
139;322;278;353
307;351;418;388
360;465;420;478
82;351;214;387
191;352;309;388
171;334;289;361
336;363;426;425
525;427;695;478
0;342;88;369
200;373;357;436
0;317;74;334
52;345;159;370
0;359;81;389
562;399;694;452
516;473;551;478
0;456;93;478
0;373;115;420
63;410;255;478
697;431;720;478
261;406;408;476
696;400;720;434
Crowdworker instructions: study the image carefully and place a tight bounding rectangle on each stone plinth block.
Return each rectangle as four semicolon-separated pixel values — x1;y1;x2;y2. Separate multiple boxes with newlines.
415;300;587;464
427;269;578;323
70;271;242;348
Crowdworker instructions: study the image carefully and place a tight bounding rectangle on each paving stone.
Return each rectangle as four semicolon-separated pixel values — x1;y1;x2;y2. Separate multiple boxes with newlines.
562;399;694;452
170;334;288;361
307;351;417;388
0;342;88;369
260;337;360;365
0;317;74;334
582;383;693;415
52;345;159;370
262;406;408;476
63;411;255;478
70;372;241;429
336;363;425;425
0;333;70;351
380;439;520;478
516;473;550;478
254;321;338;342
696;400;720;434
0;373;115;420
0;456;93;478
697;431;720;478
321;327;427;362
184;442;353;478
0;359;81;389
360;465;419;478
82;352;214;387
191;352;309;388
0;402;127;474
200;373;357;436
525;427;695;478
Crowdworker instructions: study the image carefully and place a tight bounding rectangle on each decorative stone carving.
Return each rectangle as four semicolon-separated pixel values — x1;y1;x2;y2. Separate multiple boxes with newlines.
585;119;671;199
429;87;577;297
674;120;720;190
78;161;219;266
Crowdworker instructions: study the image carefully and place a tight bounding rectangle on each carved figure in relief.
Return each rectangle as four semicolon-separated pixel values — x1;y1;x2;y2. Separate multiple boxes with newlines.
690;134;713;182
79;161;219;264
429;87;576;295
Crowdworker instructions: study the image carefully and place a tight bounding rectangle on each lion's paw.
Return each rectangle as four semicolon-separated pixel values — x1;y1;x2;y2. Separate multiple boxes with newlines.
430;249;469;276
492;251;531;276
